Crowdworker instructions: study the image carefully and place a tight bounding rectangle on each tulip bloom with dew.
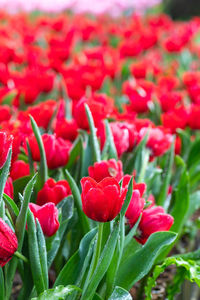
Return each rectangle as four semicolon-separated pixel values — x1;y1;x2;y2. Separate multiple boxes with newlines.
29;202;60;237
0;218;18;267
81;177;127;222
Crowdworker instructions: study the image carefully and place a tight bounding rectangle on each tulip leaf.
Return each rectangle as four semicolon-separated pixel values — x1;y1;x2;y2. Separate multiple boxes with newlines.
0;148;12;218
187;191;200;218
26;139;35;177
27;210;45;295
64;169;90;234
120;177;133;216
2;90;17;105
124;215;141;247
116;231;177;290
108;286;132;300
145;257;200;300
170;163;189;235
157;142;174;206
187;138;200;169
0;268;4;300
3;193;19;217
30;115;48;190
123;133;148;177
66;136;82;170
5;175;37;299
81;222;119;300
32;285;81;300
13;175;32;201
47;196;74;268
85;104;101;163
104;120;118;160
36;219;48;290
54;228;97;287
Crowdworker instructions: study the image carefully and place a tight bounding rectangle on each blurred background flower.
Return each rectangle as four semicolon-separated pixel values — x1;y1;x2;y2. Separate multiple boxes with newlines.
0;0;161;15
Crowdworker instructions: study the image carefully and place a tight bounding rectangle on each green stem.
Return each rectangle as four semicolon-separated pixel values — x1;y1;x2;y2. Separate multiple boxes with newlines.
14;251;28;264
138;149;150;183
90;223;104;276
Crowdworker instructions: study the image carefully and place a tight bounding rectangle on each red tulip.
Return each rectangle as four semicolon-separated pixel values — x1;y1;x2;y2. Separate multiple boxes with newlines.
125;190;145;225
36;178;71;206
88;159;124;183
0;218;18;267
54;119;78;142
97;121;130;157
10;160;30;181
81;177;127;222
28;133;72;169
4;177;14;199
0;132;13;169
29;202;59;237
122;175;146;224
138;127;173;158
136;206;174;244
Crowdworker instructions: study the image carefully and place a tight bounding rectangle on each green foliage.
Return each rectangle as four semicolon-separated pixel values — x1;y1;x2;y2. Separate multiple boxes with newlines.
145;257;200;300
32;285;81;300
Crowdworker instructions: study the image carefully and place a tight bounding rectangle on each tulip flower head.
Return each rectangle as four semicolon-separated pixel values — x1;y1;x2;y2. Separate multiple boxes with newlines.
88;159;124;183
0;218;18;267
36;178;71;206
81;177;127;222
29;202;60;237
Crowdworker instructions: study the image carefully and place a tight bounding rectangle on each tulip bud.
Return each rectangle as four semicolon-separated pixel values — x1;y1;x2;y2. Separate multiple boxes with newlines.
88;159;124;183
4;177;14;199
10;160;30;181
136;206;174;244
0;218;18;267
0;132;13;169
36;178;71;206
29;202;59;237
28;133;72;169
81;177;127;222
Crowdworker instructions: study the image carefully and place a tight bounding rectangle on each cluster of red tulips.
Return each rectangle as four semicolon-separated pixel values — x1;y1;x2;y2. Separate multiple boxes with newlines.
0;11;200;300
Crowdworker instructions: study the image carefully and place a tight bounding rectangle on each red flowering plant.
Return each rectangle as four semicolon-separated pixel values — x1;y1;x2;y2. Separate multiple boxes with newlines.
0;11;199;300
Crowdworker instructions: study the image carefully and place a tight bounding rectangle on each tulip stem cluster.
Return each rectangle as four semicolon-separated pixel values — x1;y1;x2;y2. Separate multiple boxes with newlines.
14;251;28;264
90;222;104;276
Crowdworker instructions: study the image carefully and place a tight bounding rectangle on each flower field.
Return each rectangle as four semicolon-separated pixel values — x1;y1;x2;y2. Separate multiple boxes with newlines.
0;10;200;300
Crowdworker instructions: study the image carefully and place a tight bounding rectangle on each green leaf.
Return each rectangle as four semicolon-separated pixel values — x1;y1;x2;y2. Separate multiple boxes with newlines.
30;115;48;190
13;175;32;201
27;210;45;295
3;193;19;217
120;177;133;217
85;104;101;163
81;222;119;300
123;133;148;177
116;231;177;290
64;169;90;235
66;136;82;170
145;256;200;300
2;90;17;105
177;129;191;159
187;138;200;169
47;197;74;268
124;215;141;247
0;148;12;218
36;220;48;290
170;164;189;235
0;268;4;300
108;286;132;300
32;285;81;300
5;175;37;300
104;120;118;160
187;191;200;218
157;142;174;207
54;228;97;287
